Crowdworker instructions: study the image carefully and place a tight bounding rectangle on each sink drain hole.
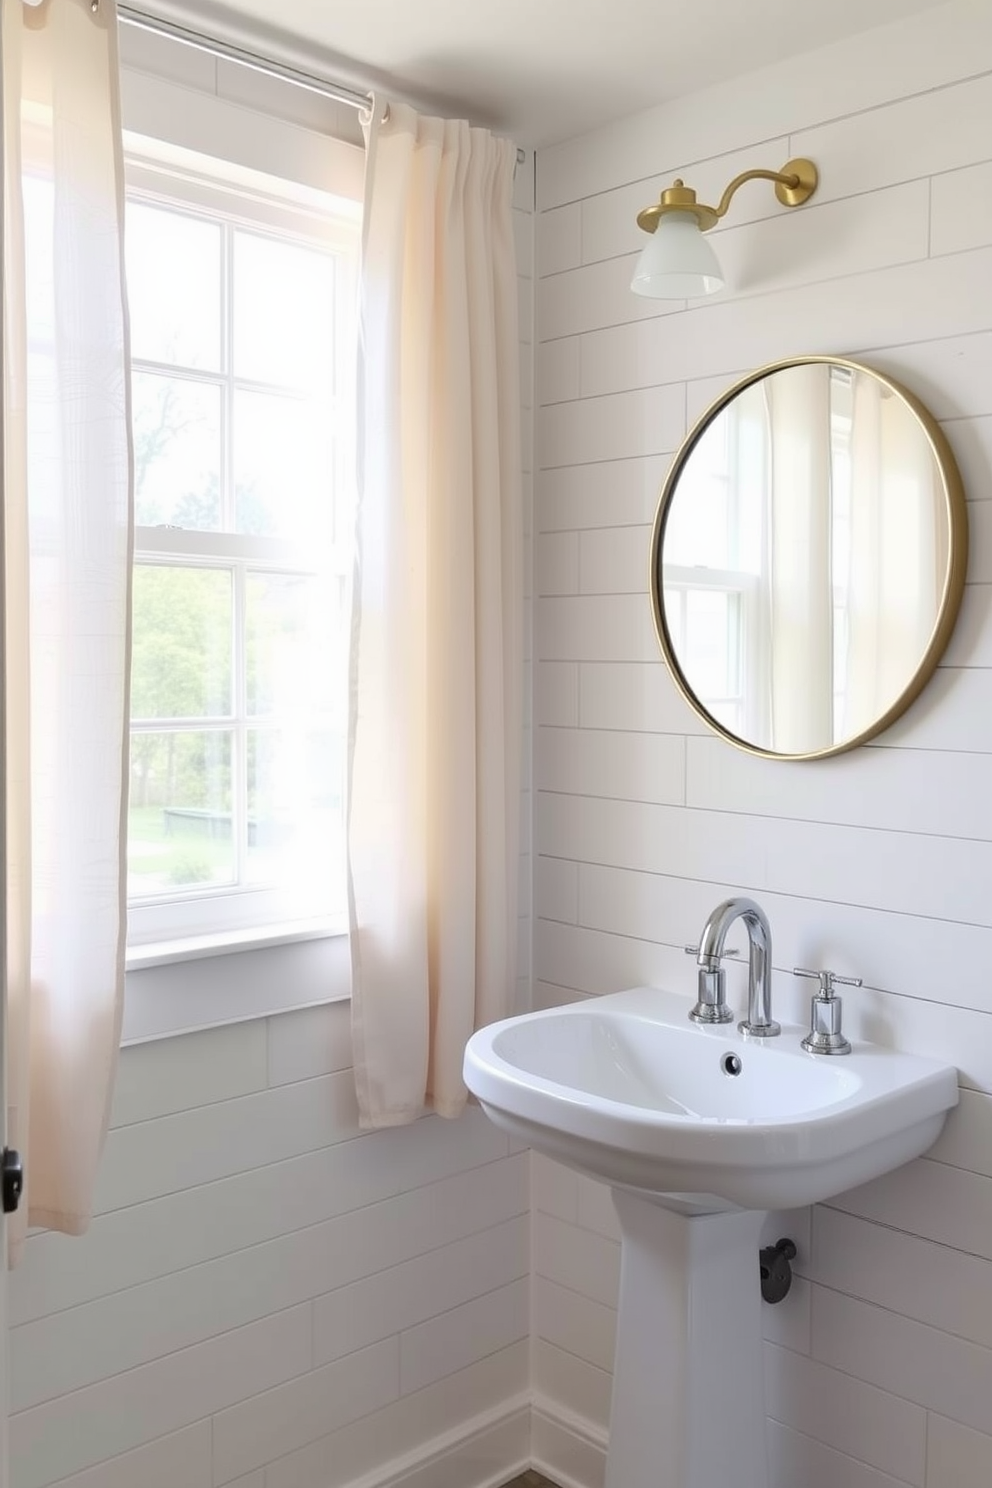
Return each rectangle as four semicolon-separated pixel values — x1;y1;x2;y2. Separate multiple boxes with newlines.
721;1052;743;1076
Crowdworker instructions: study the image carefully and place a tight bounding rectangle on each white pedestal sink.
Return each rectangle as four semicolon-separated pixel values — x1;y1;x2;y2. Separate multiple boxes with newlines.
463;986;958;1488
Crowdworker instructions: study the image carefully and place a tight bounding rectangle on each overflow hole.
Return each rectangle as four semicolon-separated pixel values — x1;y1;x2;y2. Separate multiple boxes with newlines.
721;1052;743;1077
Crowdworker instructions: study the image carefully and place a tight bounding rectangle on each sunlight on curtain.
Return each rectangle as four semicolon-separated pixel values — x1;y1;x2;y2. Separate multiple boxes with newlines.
349;101;522;1127
765;363;834;754
2;0;132;1257
843;374;945;738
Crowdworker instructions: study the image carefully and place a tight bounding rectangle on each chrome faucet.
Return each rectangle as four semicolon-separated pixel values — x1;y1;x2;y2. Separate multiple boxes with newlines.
691;897;780;1038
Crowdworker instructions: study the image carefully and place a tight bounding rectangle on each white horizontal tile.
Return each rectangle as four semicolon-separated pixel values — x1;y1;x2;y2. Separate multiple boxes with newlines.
399;1277;529;1394
686;735;992;842
575;1177;622;1242
811;1206;992;1349
534;919;685;1002
538;791;992;929
94;1072;361;1214
537;531;580;595
10;1306;311;1488
535;1212;621;1309
767;1419;914;1488
537;2;992;209
575;861;992;1015
763;1275;811;1355
578;661;708;734
578;524;652;594
109;1022;268;1128
11;1179;523;1410
926;1414;992;1488
540;254;682;342
812;1287;992;1438
794;71;992;208
537;336;581;405
538;595;658;662
929;1089;992;1177
966;499;992;584
575;248;992;401
765;1341;925;1484
12;1132;519;1327
532;1153;580;1224
535;662;579;726
534;1277;616;1373
870;334;992;422
942;415;992;504
312;1214;528;1366
535;855;579;924
534;1339;612;1433
540;385;685;468
932;159;992;259
538;456;669;531
829;1157;992;1262
513;153;535;215
212;1339;399;1484
267;1001;353;1086
881;665;992;753
264;1343;528;1488
30;1423;211;1488
537;727;685;804
940;583;992;667
538;203;582;276
532;979;591;1010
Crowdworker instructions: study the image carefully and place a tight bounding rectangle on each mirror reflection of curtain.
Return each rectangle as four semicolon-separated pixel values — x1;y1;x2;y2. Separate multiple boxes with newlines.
843;377;945;737
764;364;834;753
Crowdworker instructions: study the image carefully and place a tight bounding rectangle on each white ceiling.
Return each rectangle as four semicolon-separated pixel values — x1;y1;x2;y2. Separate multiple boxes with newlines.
193;0;942;146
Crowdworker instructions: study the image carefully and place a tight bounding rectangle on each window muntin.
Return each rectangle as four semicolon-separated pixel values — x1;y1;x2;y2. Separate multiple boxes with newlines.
124;164;357;952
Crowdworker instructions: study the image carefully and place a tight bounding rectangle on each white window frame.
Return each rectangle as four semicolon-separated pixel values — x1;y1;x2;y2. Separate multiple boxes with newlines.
118;63;363;1042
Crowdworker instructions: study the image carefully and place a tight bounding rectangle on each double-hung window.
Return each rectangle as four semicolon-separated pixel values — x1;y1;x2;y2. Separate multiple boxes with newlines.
123;140;359;966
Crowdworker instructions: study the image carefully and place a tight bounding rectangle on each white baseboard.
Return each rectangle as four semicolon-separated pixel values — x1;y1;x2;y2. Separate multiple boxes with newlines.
345;1396;532;1488
530;1397;608;1488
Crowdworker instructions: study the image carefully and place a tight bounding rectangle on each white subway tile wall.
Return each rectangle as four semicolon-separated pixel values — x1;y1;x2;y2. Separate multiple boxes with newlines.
530;4;992;1488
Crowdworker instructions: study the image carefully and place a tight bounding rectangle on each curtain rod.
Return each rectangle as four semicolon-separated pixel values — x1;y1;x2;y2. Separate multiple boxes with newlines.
115;5;527;164
117;5;374;112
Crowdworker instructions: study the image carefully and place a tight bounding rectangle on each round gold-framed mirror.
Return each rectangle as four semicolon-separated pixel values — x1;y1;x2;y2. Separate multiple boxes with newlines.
650;356;968;760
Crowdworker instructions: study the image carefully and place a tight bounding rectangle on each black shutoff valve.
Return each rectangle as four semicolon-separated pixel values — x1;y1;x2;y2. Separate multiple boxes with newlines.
759;1237;797;1304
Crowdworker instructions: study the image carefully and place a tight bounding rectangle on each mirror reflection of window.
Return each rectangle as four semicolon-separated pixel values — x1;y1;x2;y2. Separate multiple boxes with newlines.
657;360;958;757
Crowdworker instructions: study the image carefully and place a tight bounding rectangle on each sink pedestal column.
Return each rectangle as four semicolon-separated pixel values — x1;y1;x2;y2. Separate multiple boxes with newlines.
606;1192;768;1488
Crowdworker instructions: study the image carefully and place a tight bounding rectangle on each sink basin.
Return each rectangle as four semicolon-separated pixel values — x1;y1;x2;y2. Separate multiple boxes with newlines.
464;984;958;1210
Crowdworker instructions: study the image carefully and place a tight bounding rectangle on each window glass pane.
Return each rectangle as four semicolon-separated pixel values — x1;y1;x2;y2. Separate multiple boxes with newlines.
246;571;341;717
233;389;333;541
133;372;222;529
131;566;233;719
246;728;343;897
233;230;335;389
684;589;739;699
128;731;234;896
126;203;222;370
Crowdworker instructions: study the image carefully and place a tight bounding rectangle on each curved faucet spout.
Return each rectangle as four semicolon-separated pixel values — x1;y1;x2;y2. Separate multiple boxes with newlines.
696;896;780;1038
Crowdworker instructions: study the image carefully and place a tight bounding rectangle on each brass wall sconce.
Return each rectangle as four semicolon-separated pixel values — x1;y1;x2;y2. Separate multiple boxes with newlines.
631;157;818;299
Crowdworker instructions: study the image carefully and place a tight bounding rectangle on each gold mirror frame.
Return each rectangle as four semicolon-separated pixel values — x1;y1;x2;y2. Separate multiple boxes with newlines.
649;355;969;761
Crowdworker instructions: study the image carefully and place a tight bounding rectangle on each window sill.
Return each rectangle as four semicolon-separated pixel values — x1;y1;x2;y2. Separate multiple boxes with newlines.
126;917;345;971
123;924;351;1045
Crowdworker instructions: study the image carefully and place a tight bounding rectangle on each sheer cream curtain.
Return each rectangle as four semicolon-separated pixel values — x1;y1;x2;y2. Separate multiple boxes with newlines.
3;0;132;1257
843;375;945;737
349;101;522;1127
764;364;834;753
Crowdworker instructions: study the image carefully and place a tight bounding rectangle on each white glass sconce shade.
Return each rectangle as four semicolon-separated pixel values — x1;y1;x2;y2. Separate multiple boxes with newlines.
630;211;725;299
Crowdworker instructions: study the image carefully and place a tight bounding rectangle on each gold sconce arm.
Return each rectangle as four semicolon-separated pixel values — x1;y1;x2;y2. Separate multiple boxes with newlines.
636;157;818;235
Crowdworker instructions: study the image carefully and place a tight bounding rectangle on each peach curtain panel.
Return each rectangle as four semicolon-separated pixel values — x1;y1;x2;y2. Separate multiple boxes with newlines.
349;101;523;1127
2;0;132;1257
